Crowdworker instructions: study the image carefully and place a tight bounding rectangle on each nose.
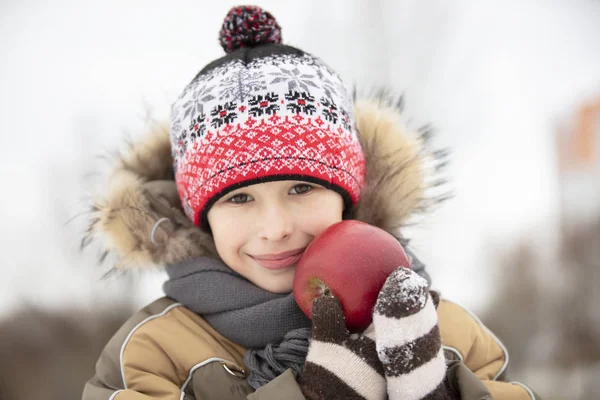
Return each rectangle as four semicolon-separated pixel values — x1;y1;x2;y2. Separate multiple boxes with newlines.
258;201;293;241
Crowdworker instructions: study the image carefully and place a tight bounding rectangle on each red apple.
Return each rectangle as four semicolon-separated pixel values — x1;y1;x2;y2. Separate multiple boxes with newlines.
293;220;410;332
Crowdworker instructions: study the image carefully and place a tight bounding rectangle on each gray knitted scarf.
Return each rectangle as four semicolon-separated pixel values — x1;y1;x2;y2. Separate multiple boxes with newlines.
163;257;312;388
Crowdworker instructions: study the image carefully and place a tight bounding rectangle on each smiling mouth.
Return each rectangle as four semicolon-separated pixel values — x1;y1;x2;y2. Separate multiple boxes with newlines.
253;247;306;260
250;251;304;270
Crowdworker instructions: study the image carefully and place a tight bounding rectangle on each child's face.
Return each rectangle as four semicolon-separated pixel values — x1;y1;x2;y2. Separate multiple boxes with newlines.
207;180;344;293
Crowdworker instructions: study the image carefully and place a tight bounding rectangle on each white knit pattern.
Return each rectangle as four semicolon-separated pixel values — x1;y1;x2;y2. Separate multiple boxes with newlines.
171;53;357;168
384;348;447;400
373;294;438;349
374;268;447;400
306;340;387;400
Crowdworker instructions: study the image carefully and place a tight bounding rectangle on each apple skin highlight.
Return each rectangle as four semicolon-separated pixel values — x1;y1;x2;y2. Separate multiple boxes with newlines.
293;220;410;332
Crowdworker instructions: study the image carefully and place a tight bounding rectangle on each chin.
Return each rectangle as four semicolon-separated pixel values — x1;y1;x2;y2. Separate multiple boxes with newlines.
258;279;294;294
264;284;293;294
250;264;296;294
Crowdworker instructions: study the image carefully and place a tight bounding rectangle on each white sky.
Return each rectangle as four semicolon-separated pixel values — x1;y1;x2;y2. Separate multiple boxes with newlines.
1;0;599;317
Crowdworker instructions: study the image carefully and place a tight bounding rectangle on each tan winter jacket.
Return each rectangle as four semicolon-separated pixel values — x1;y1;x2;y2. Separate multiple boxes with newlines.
82;96;538;400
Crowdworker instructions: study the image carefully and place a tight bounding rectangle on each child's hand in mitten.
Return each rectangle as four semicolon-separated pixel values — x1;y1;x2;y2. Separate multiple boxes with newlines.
299;296;386;400
374;267;458;400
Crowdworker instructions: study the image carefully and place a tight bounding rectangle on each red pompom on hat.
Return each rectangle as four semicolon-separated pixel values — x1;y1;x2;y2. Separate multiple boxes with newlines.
219;5;282;53
171;6;365;231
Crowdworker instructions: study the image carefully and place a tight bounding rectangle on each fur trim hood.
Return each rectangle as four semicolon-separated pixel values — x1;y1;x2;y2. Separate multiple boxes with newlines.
83;94;447;270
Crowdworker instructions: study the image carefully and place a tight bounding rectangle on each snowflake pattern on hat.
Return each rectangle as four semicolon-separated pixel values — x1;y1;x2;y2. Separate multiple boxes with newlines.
171;53;364;228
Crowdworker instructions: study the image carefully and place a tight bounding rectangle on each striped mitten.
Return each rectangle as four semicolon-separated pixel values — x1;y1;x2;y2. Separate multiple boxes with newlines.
300;296;386;400
374;267;457;400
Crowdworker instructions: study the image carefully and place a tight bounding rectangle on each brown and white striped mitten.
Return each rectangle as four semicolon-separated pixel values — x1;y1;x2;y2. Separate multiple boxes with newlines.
374;267;457;400
299;296;386;400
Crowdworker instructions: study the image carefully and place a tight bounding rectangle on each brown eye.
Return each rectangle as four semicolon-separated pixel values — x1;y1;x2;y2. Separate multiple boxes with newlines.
290;184;313;195
228;193;253;204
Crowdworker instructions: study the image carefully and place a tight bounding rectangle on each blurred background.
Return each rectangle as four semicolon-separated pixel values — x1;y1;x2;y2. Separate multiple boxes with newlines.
1;0;599;398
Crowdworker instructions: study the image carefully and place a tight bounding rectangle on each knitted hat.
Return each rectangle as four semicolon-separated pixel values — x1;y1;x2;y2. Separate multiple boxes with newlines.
170;5;365;230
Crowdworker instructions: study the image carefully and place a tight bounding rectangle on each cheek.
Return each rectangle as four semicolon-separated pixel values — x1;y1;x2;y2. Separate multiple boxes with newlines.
212;228;248;269
208;211;247;258
310;214;342;236
301;201;343;236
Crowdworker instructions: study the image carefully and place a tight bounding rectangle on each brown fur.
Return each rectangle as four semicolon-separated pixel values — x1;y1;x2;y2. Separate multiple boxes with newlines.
352;99;426;232
84;124;218;269
85;97;446;269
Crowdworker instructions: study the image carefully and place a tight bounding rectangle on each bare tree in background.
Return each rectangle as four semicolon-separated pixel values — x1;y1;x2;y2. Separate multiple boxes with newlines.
0;306;131;400
483;216;600;399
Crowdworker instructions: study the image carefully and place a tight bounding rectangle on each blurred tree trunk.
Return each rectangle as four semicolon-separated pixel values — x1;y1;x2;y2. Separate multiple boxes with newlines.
0;305;131;400
482;217;600;399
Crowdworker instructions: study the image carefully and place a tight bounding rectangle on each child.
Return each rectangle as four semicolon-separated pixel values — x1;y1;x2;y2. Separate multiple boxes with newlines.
83;6;538;400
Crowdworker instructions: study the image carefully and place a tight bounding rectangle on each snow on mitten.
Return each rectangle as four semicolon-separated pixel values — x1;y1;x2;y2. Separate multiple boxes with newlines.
299;296;386;400
374;267;456;400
